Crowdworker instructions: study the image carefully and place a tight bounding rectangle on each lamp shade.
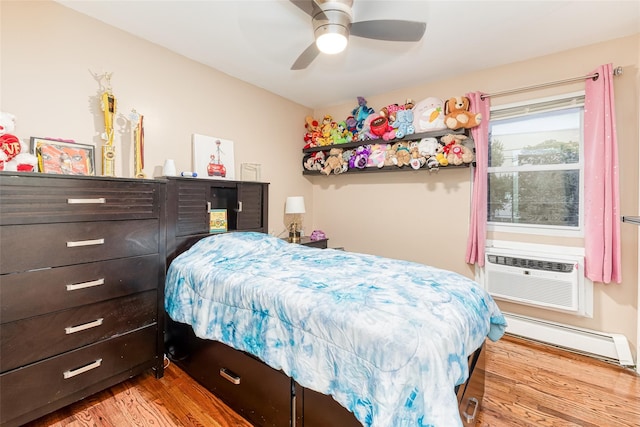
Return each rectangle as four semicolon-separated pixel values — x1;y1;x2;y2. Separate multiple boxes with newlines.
285;196;306;214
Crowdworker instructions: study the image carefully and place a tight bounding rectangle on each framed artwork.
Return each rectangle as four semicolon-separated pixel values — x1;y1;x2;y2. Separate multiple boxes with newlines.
240;162;262;181
30;137;96;176
192;134;235;180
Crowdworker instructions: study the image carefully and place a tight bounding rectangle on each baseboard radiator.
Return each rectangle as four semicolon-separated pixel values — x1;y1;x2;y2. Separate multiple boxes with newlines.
503;312;635;367
483;248;592;317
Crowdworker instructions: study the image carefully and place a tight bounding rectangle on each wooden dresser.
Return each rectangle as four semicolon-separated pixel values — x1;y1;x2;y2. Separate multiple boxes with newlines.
0;172;166;427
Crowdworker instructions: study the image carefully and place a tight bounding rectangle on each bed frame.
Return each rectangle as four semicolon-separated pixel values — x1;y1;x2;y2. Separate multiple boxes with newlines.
163;177;486;426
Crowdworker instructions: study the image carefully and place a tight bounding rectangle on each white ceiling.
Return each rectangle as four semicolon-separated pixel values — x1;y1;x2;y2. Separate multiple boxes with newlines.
55;0;639;109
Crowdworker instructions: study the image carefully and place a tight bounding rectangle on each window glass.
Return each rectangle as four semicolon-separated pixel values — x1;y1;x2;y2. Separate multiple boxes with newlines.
488;96;583;231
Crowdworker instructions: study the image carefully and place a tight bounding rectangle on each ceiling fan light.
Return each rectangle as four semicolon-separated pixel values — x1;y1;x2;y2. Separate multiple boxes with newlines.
315;25;348;54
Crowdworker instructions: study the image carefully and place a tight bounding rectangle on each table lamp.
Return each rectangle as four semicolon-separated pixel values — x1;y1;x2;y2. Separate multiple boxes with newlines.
285;196;305;243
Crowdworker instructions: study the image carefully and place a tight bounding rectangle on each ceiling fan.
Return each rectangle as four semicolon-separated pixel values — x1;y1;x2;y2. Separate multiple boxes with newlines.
289;0;427;70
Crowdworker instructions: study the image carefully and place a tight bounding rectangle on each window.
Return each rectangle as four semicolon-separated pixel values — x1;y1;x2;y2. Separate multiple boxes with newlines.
487;93;584;234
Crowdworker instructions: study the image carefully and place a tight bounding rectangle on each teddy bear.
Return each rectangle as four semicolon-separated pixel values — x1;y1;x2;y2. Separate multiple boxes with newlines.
441;133;474;165
321;147;346;175
444;96;482;130
350;145;371;169
392;109;415;139
408;140;426;170
392;141;411;167
0;112;38;172
412;97;447;132
382;143;397;167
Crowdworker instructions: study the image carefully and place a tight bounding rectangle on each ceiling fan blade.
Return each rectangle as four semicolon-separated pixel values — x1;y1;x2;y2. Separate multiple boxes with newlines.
350;20;426;42
291;42;321;70
289;0;320;17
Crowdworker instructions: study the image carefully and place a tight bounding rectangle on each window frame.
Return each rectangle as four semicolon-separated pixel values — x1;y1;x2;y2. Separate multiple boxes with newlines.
486;91;585;238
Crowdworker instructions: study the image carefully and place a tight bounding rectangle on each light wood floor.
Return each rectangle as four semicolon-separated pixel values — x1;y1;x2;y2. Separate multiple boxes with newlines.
24;335;639;427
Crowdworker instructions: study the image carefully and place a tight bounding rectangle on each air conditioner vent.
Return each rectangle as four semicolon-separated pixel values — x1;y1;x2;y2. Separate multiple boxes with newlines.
487;254;574;273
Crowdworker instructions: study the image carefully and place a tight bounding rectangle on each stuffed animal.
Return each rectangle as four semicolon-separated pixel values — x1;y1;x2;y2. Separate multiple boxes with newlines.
350;145;371;169
351;96;375;134
358;113;379;141
441;134;474;165
317;114;336;146
0;112;37;172
413;97;447;132
303;151;325;171
444;96;482;130
304;115;321;148
366;143;388;168
393;109;415;139
408;141;426;170
321;147;346;175
370;114;397;141
393;141;411;167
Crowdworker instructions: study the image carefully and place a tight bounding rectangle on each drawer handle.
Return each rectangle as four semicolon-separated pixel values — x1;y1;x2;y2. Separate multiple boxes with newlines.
462;397;479;423
66;238;105;248
67;198;106;204
66;278;105;291
65;318;104;334
219;367;241;385
237;201;243;212
63;358;102;379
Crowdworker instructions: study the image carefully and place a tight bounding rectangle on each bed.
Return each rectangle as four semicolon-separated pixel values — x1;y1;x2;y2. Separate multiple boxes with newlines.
165;231;506;427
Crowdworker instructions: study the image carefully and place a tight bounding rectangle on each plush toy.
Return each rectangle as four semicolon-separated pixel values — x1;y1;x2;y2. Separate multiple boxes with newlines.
408;141;426;170
351;96;375;134
303;151;325;171
383;143;397;167
369;114;396;141
321;147;346;175
366;144;388;168
359;113;380;141
392;141;411;167
332;121;353;145
393;109;415;139
413;97;447;132
350;145;371;169
316;114;336;146
304;115;321;149
441;133;474;165
444;96;482;130
0;112;37;172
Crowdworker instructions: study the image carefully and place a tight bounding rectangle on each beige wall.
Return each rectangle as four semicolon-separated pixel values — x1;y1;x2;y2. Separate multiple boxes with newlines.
2;1;638;358
314;35;639;356
0;0;314;237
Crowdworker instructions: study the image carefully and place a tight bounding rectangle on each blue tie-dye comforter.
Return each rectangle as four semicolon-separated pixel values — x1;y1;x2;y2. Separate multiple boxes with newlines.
165;232;506;427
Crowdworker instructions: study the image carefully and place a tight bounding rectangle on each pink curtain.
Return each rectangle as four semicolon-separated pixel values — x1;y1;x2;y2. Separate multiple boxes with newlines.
584;64;622;284
465;92;491;266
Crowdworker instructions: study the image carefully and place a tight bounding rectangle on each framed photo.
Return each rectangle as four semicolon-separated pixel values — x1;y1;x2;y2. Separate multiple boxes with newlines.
192;134;235;180
30;137;96;176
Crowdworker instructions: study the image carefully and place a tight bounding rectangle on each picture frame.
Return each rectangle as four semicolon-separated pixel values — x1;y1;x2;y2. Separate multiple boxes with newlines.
30;137;96;176
192;134;235;180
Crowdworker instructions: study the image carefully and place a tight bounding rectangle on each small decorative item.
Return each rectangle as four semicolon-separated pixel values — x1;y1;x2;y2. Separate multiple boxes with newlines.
209;208;228;233
0;112;37;172
285;196;305;243
192;134;235;180
310;230;326;241
129;109;145;178
99;73;117;177
240;163;261;181
163;159;177;176
30;137;95;176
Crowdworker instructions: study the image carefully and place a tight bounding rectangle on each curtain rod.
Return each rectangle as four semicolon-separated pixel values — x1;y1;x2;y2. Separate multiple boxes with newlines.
480;66;623;100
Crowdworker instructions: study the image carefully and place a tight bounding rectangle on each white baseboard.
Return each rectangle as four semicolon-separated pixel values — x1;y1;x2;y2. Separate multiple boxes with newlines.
503;312;635;367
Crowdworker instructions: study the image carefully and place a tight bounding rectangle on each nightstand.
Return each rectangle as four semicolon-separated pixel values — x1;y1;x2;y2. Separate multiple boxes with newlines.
284;236;328;249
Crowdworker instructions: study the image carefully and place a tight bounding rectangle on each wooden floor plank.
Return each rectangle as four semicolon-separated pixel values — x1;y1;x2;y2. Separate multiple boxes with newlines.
21;335;639;426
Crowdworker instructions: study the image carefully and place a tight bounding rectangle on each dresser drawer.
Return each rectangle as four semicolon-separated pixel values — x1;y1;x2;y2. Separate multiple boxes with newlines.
0;219;159;273
182;340;292;427
0;326;156;426
1;254;159;323
0;175;160;225
1;291;157;372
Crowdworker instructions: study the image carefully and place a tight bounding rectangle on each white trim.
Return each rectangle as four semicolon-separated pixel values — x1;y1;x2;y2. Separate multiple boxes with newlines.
485;239;585;257
503;312;635;367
